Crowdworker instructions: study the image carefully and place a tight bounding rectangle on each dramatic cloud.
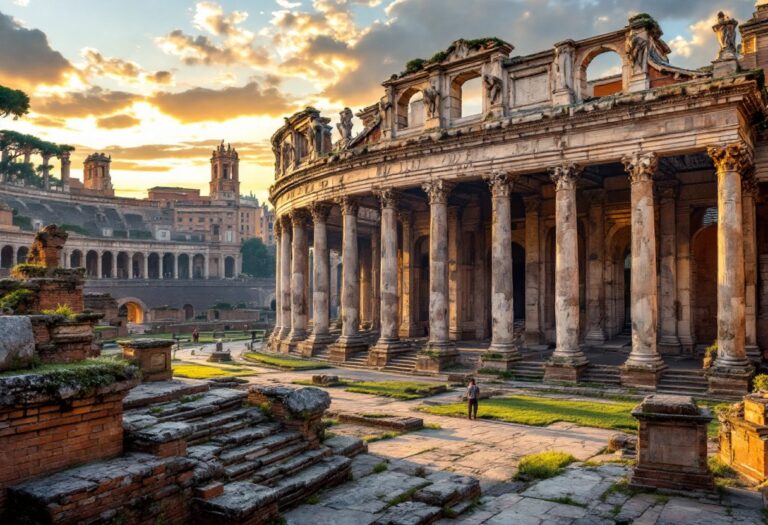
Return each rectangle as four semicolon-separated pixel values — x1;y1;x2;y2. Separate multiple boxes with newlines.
33;88;140;118
150;81;292;122
96;114;141;129
156;2;270;66
110;160;172;172
0;11;74;89
81;48;174;86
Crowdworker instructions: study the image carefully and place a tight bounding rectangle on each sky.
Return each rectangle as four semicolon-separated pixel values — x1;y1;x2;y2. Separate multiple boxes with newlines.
0;0;758;203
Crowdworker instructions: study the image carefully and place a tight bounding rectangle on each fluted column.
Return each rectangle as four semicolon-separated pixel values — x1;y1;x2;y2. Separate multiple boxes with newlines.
584;190;606;346
483;172;520;365
544;163;588;382
299;203;334;356
270;220;283;346
370;189;406;365
706;142;754;394
658;182;681;353
329;196;367;361
621;152;666;388
416;180;457;372
523;196;541;346
742;176;760;361
278;217;292;340
287;209;309;344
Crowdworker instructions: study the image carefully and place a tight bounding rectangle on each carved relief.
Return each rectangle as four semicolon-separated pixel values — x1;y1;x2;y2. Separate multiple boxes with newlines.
336;196;359;216
625;32;649;73
553;41;574;92
483;74;503;105
309;202;332;222
289;208;310;228
337;107;354;143
622;152;658;184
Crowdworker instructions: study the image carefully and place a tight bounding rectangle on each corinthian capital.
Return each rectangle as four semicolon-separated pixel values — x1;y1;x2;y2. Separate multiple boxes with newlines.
279;214;293;232
309;202;332;222
374;188;400;210
422;179;454;205
289;208;310;227
274;217;283;237
484;171;513;198
708;142;753;174
548;162;582;191
622;152;658;184
336;195;359;216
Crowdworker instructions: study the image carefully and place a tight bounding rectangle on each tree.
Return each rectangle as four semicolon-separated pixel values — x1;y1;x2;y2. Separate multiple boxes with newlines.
0;86;30;119
241;238;275;278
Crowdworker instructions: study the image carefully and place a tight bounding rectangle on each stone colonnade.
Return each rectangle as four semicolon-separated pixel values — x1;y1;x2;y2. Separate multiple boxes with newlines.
271;143;757;393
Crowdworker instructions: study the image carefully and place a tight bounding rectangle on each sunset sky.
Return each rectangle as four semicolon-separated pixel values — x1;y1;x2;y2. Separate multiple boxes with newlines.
0;0;756;203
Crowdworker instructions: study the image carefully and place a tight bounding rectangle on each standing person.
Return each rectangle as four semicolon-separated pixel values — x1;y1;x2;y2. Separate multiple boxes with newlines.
192;327;199;343
466;378;480;420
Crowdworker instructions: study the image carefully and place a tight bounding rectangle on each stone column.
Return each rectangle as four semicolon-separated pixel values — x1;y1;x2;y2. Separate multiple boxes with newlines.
278;217;292;341
370;189;407;366
329;196;367;361
398;211;418;337
523;196;541;346
584;190;607;346
97;251;103;279
270;220;283;346
448;206;461;341
621;152;666;389
143;254;149;280
742;176;760;362
299;203;334;356
204;256;210;279
187;256;192;281
110;253;117;279
330;251;340;326
286;209;309;346
417;180;458;372
371;223;381;333
474;221;488;340
658;182;681;353
676;203;694;353
479;173;520;370
706;143;755;396
544;163;588;382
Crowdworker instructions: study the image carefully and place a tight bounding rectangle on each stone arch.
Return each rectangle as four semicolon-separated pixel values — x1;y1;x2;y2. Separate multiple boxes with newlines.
101;251;113;278
605;223;632;339
692;223;717;346
85;250;99;278
265;292;276;309
183;303;194;320
162;253;175;279
574;44;627;100
117;297;148;324
131;252;144;278
396;86;424;130
193;254;205;279
116;252;130;279
16;246;28;264
178;253;190;279
449;69;482;120
224;256;236;278
0;245;13;269
148;252;160;279
70;249;83;269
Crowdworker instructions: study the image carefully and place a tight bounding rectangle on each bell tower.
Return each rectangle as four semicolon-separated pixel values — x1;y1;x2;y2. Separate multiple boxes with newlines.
83;153;114;197
210;141;240;204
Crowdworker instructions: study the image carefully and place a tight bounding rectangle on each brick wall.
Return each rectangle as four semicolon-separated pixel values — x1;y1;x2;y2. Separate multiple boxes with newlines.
30;316;101;364
0;380;135;510
35;279;85;312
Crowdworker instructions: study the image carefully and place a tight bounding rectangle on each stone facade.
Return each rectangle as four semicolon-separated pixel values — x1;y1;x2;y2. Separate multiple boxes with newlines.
267;10;768;390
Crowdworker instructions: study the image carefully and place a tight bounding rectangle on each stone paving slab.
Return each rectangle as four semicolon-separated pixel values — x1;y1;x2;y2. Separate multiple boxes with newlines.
319;470;430;514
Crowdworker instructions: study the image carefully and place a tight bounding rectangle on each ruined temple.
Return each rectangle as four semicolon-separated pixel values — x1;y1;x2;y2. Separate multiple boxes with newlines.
269;9;768;396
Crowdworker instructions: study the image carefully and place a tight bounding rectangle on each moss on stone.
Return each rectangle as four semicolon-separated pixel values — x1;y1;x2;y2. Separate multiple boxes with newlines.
10;263;47;279
0;287;35;313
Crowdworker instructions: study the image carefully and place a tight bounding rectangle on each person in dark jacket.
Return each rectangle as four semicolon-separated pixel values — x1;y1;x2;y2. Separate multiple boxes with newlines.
466;378;480;420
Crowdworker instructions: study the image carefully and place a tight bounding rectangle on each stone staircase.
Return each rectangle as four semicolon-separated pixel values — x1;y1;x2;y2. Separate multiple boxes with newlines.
382;351;418;374
657;368;708;397
7;382;362;525
340;351;371;369
581;364;622;386
508;360;545;382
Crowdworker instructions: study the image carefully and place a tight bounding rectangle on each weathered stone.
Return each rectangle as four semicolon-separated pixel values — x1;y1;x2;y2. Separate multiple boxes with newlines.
0;316;35;371
374;501;442;525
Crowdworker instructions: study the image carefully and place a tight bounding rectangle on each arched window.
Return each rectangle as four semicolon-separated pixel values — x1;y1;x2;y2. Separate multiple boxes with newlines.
450;71;482;120
581;49;623;98
397;87;424;130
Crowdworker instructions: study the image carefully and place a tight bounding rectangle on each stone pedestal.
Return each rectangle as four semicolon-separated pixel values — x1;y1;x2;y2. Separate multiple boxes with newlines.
119;338;174;382
707;366;755;397
415;345;460;374
480;352;521;372
368;340;410;367
630;394;715;493
544;361;588;383
719;394;768;484
208;341;232;363
620;366;666;390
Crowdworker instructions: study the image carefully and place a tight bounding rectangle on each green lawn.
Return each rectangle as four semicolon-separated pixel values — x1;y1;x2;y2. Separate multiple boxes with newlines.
172;362;258;379
242;352;330;370
293;379;448;400
516;451;577;480
422;395;639;432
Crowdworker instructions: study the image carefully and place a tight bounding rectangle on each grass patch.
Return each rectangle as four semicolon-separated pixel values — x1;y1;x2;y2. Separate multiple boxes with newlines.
423;423;442;430
304;494;320;505
363;431;400;443
172;362;258;379
344;381;447;400
373;462;388;473
421;395;638;432
385;482;431;508
515;451;576;481
709;456;742;488
243;352;330;370
601;477;633;501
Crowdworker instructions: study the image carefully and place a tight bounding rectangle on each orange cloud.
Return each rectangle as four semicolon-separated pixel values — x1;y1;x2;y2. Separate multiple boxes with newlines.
32;88;140;118
96;114;141;129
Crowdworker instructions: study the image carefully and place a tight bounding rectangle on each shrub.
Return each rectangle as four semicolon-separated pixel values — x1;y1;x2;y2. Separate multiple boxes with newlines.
515;451;576;481
703;342;718;369
41;303;75;318
10;263;46;279
0;287;35;313
753;374;768;393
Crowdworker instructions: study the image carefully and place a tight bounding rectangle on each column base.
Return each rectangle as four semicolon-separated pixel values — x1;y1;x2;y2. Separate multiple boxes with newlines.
544;353;589;384
620;363;667;390
368;339;410;367
328;334;369;363
415;341;458;373
297;332;335;358
480;343;522;371
707;363;755;397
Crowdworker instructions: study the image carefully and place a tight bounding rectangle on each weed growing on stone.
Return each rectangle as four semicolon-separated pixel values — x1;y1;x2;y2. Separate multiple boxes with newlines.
304;494;320;505
363;431;400;443
373;462;388;473
514;451;576;481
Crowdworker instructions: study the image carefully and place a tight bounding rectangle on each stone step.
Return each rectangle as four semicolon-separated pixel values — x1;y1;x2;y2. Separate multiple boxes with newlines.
194;481;280;525
271;455;352;510
226;441;311;481
128;388;248;422
658;376;709;387
657;385;708;395
220;431;304;472
187;408;267;443
123;378;210;409
251;448;327;485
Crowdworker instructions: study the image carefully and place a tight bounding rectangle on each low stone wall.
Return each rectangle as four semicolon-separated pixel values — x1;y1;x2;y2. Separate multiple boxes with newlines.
0;362;139;510
30;313;103;364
